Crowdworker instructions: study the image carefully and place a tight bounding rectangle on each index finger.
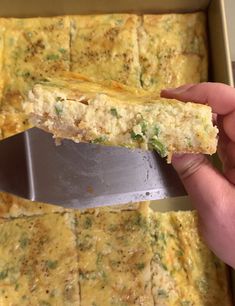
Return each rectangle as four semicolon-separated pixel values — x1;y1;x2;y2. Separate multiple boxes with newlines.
161;82;235;115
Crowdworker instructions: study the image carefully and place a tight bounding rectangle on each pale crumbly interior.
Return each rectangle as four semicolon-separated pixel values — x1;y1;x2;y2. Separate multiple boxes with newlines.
24;77;218;162
0;202;231;305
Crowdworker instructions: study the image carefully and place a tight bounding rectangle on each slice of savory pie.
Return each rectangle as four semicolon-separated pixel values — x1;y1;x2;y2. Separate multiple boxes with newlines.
24;74;218;162
0;212;80;305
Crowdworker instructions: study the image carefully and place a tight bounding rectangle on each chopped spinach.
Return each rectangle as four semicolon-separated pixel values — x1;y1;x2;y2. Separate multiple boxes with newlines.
55;96;64;102
45;260;58;270
0;270;8;280
19;236;29;249
54;103;63;116
176;249;184;257
46;54;60;61
58;48;66;54
149;137;167;157
39;301;51;306
130;131;143;142
158;289;169;297
135;263;145;270
92;136;107;144
161;263;168;271
110;108;120;118
140;120;148;135
154;125;160;137
96;253;103;265
83;216;92;229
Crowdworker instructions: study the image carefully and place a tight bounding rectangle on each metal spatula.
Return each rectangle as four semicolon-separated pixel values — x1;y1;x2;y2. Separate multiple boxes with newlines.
0;127;186;209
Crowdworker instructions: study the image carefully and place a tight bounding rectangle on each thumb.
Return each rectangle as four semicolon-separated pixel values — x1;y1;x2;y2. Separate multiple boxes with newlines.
172;153;235;267
172;153;228;213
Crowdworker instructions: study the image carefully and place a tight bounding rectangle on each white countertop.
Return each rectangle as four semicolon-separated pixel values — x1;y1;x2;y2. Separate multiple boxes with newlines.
225;0;235;61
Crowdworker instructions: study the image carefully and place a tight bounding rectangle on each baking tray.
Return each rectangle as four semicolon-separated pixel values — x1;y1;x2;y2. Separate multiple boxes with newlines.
0;0;234;302
0;0;232;206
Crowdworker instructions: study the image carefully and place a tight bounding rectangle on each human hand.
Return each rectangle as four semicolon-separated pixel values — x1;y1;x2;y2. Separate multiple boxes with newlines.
161;83;235;268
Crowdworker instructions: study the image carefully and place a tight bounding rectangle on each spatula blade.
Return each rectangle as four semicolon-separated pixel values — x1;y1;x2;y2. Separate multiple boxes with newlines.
0;128;186;209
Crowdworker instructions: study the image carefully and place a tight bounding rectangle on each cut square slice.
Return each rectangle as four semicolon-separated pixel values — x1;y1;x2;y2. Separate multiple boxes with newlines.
0;16;70;138
138;12;208;92
0;212;79;305
71;14;141;87
75;202;154;306
150;211;232;305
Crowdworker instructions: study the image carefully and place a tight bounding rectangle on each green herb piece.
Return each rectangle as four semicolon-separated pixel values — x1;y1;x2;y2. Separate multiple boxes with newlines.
83;217;92;229
130;131;143;142
15;283;20;291
158;232;167;245
45;260;58;270
77;240;92;251
100;270;107;280
110;260;121;268
149;137;167;157
135;263;145;270
19;236;29;248
55;96;64;102
186;137;193;148
92;136;107;144
154;125;160;136
46;54;60;61
197;278;209;294
110;108;119;118
124;214;148;232
54;104;63;116
161;263;168;271
22;71;31;78
80;271;97;280
96;253;103;265
58;48;66;54
140;120;147;135
0;270;8;280
108;224;118;232
181;301;191;306
22;295;27;300
40;78;50;83
39;301;51;306
176;249;184;257
157;289;169;297
115;19;123;25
